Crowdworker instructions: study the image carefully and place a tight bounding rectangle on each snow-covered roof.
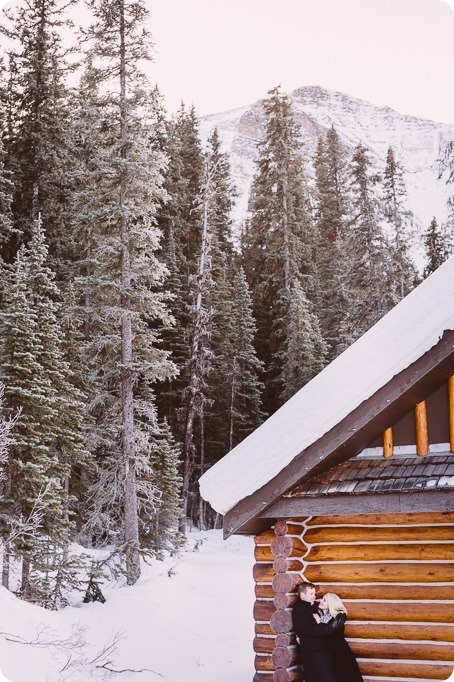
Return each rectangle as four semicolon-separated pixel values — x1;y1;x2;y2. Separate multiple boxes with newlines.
199;257;454;516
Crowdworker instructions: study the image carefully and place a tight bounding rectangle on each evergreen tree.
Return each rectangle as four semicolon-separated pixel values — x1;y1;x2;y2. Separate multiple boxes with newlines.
155;104;205;433
339;143;392;348
179;151;216;533
0;0;76;273
244;86;313;411
312;127;351;358
0;217;90;596
279;280;327;402
71;0;176;582
381;146;418;300
423;216;451;277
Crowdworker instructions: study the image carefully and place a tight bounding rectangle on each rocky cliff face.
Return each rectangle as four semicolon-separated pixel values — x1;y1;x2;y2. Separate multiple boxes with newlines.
199;85;454;253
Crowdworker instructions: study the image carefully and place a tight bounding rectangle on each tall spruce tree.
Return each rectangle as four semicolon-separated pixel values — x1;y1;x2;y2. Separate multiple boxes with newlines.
155;104;205;434
0;217;90;597
244;86;313;412
381;146;418;300
339;143;392;349
423;216;450;277
71;0;176;582
279;279;327;403
312;126;351;359
0;0;75;273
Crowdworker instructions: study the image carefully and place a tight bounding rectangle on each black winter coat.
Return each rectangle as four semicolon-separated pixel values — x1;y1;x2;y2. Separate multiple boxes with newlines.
326;614;364;682
292;600;339;682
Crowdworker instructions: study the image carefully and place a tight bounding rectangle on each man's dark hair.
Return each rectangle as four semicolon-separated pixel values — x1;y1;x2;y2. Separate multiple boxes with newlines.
297;582;316;597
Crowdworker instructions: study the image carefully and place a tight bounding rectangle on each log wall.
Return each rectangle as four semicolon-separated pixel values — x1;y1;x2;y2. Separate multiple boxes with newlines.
253;512;454;682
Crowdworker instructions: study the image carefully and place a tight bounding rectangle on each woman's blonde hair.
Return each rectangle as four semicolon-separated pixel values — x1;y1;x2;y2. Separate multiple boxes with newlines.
324;592;348;618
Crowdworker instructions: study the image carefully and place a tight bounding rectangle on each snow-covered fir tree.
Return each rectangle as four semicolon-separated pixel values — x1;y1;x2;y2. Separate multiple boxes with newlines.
155;104;205;435
312;126;351;359
244;85;314;412
0;217;90;598
70;0;176;583
381;146;418;300
0;0;75;274
338;143;393;349
278;280;327;403
211;266;265;451
423;216;451;278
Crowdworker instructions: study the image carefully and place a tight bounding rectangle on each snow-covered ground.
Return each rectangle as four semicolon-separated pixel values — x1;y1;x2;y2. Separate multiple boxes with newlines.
0;531;255;682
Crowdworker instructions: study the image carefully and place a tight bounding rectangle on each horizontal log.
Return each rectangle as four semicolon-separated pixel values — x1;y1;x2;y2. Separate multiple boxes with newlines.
254;637;276;654
256;622;275;636
256;537;307;561
254;600;276;621
273;669;304;682
275;633;296;648
274;520;289;536
270;536;294;559
258;582;300;600
345;622;454;642
272;572;294;594
358;660;454;680
304;562;454;583
350;639;454;662
253;672;273;682
272;645;299;669
255;529;276;545
286;559;304;572
254;563;275;583
273;593;290;609
254;672;303;682
273;558;289;573
306;511;454;526
306;543;454;562
255;653;274;672
304;525;454;544
315;583;454;601
253;581;454;602
344;600;454;623
270;609;293;634
284;523;307;536
253;674;273;682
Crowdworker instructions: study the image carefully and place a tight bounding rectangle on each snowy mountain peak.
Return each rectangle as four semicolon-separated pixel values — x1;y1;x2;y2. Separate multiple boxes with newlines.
199;85;454;240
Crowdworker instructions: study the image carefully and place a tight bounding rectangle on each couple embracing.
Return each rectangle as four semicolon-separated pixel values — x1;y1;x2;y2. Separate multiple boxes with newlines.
292;582;363;682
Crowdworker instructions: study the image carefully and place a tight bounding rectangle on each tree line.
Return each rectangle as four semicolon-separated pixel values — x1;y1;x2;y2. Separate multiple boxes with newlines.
0;0;452;607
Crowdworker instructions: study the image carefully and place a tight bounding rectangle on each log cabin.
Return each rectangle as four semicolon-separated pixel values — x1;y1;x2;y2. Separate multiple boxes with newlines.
199;257;454;682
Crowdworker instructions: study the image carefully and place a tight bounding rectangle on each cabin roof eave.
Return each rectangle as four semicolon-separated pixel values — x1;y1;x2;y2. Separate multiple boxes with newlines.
223;330;454;538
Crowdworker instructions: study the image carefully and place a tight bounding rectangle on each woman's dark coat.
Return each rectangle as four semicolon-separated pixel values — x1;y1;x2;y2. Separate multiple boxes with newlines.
327;614;364;682
292;600;339;682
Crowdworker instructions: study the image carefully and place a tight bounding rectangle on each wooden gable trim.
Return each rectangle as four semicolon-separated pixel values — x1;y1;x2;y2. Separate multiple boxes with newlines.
265;489;454;519
223;330;454;537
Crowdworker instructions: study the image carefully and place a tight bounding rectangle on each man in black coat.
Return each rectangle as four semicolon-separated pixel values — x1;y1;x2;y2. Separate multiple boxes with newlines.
292;582;340;682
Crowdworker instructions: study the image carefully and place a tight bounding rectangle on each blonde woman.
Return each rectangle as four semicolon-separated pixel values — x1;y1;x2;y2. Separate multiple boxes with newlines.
314;593;364;682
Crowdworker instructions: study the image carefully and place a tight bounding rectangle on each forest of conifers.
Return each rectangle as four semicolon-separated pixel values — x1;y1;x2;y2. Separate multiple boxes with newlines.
0;0;452;607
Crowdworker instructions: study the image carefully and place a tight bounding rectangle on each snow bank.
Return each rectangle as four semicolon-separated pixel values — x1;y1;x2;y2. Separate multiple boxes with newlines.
0;531;255;682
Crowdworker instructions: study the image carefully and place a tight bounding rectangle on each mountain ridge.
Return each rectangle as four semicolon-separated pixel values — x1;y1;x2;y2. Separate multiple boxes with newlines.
199;85;454;256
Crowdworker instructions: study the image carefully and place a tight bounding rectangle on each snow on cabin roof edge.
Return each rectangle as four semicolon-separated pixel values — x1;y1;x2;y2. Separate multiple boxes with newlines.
199;257;454;516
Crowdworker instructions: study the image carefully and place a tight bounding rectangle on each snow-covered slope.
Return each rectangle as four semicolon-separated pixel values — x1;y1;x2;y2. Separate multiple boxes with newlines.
0;531;255;682
199;85;454;248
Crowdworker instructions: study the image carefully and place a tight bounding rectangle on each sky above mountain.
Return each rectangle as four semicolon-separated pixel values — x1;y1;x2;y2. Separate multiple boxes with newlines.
1;0;453;124
147;0;454;123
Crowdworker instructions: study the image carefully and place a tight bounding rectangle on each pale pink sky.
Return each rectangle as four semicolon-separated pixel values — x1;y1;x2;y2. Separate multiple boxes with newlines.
1;0;453;123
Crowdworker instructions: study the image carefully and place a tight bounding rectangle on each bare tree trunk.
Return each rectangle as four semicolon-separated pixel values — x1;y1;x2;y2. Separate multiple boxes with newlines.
119;0;140;585
2;546;10;589
180;161;213;534
282;171;290;294
21;556;30;596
